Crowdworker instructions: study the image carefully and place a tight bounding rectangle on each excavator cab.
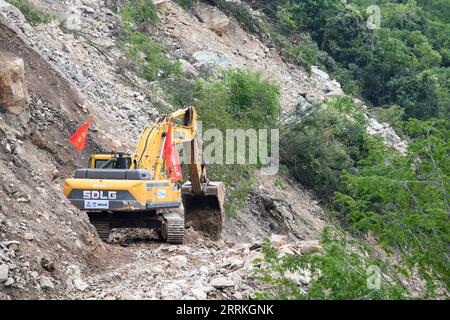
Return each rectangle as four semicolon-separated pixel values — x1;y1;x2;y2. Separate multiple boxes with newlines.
89;152;132;169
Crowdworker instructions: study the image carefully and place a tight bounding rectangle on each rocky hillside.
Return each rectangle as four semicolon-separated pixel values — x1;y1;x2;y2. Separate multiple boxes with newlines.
0;0;410;299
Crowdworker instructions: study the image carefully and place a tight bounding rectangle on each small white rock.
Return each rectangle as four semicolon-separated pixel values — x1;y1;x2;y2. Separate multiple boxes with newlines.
40;276;55;290
210;277;234;289
0;264;9;282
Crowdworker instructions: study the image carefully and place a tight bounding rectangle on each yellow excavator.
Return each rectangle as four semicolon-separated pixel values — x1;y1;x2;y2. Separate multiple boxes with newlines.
63;107;225;243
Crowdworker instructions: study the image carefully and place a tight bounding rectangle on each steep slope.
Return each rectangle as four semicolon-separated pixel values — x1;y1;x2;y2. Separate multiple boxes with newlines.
0;11;109;299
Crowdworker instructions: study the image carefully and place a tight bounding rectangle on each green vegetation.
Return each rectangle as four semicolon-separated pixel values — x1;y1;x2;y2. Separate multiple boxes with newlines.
229;0;449;121
120;0;180;81
268;98;449;296
255;227;406;299
6;0;53;26
126;32;181;81
220;2;449;295
281;97;370;201
334;119;450;293
121;0;159;30
192;70;280;216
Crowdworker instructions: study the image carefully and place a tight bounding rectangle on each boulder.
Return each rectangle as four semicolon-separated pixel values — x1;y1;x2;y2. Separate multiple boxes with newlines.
195;4;230;35
178;59;197;77
225;256;244;270
299;240;323;254
63;8;82;32
192;50;234;69
66;265;89;291
311;66;329;80
0;56;29;115
40;256;55;272
31;129;46;149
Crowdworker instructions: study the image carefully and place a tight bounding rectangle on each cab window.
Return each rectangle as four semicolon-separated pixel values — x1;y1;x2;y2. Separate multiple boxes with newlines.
94;160;112;168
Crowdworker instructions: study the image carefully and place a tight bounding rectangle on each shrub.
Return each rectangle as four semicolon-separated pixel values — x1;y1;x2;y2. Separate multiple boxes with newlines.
191;71;280;216
281;96;369;201
222;69;280;128
126;32;181;81
121;0;159;32
120;1;180;81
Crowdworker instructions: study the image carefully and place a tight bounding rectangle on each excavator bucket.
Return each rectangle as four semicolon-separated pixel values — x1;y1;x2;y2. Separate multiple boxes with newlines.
181;181;225;240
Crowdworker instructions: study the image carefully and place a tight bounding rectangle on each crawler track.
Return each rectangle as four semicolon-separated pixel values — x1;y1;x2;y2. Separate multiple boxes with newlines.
162;212;185;244
89;217;111;242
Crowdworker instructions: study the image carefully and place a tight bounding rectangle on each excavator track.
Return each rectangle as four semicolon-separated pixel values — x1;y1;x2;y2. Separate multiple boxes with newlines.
162;212;185;244
88;216;111;242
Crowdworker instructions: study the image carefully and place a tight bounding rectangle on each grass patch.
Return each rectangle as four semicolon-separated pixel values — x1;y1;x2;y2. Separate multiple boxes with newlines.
119;1;180;81
125;32;181;81
6;0;53;26
121;0;159;31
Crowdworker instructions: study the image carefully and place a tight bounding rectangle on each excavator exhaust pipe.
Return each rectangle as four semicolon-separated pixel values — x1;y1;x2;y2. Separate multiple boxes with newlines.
181;181;225;240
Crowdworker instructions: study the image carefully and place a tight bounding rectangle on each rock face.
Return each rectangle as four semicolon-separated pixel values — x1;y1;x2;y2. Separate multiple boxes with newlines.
367;117;408;154
0;55;29;115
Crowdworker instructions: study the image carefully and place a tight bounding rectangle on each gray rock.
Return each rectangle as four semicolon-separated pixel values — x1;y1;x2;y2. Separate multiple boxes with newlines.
167;255;188;268
192;50;234;69
226;257;244;270
31;129;46;148
2;240;20;251
66;265;89;291
191;288;207;300
40;256;55;272
73;278;89;291
40;276;55;290
4;277;14;286
311;66;329;80
210;277;234;289
51;169;60;181
0;264;8;282
24;232;34;240
178;59;197;77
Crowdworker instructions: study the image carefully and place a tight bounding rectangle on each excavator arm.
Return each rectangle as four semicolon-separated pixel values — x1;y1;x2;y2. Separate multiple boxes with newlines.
132;106;225;239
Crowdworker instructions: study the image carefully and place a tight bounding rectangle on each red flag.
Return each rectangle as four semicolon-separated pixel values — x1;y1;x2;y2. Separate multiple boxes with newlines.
69;117;93;152
163;121;173;163
163;121;182;182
